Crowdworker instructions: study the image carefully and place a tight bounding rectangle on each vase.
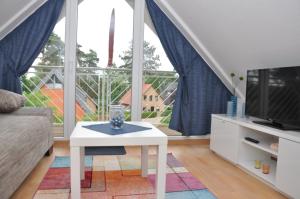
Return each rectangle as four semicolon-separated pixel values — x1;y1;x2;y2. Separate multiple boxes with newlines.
110;105;124;129
227;101;234;117
236;98;245;118
230;96;237;117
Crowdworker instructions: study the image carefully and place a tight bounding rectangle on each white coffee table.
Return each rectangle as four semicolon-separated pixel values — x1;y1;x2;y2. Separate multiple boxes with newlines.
70;121;168;199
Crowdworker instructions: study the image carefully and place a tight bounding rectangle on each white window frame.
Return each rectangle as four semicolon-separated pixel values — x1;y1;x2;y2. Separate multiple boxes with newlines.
63;0;78;139
57;0;207;140
60;0;145;139
131;0;145;121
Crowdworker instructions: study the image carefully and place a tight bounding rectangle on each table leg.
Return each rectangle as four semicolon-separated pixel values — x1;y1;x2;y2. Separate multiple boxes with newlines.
141;145;149;177
80;147;85;180
156;144;167;199
71;146;81;199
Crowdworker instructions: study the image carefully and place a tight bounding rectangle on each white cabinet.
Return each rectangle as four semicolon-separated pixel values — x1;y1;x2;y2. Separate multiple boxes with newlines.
210;114;300;198
210;117;239;164
276;138;300;199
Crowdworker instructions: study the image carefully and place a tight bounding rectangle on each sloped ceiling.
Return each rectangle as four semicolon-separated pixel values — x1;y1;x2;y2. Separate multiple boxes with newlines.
155;0;300;98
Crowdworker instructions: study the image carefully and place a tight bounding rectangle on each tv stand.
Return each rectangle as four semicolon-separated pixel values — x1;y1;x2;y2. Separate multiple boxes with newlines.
210;114;300;198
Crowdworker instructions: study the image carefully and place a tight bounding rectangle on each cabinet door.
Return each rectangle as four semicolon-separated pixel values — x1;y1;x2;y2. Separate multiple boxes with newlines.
276;138;300;198
210;117;239;163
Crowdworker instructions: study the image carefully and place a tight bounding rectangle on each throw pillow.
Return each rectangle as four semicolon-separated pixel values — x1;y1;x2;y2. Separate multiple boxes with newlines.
0;89;26;113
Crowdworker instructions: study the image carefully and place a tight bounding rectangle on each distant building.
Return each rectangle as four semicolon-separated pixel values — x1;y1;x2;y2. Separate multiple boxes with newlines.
34;69;96;120
119;83;165;112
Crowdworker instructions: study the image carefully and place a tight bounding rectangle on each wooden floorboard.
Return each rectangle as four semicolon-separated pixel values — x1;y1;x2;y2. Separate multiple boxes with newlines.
11;141;287;199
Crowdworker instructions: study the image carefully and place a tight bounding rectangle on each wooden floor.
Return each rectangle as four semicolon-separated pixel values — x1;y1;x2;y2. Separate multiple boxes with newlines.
11;140;287;199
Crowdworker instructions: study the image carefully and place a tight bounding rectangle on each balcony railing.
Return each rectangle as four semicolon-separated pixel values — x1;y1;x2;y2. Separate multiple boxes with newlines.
21;66;179;137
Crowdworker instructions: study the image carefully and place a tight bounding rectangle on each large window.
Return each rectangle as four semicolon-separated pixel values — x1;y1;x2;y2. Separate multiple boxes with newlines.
21;0;182;138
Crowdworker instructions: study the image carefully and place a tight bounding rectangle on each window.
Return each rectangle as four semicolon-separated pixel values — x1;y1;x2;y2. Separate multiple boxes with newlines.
144;95;147;100
142;5;181;136
149;95;153;101
76;0;134;122
22;6;66;138
143;107;146;111
151;106;154;111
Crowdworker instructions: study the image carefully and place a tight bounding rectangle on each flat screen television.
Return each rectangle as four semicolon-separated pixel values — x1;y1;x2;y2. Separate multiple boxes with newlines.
246;66;300;130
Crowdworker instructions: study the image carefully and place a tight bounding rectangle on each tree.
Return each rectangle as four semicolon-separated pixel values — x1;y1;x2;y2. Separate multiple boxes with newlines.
76;45;99;68
119;41;161;70
39;33;100;68
39;33;64;66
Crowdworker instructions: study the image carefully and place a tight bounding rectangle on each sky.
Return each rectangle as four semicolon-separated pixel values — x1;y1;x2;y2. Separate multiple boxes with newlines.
53;0;173;71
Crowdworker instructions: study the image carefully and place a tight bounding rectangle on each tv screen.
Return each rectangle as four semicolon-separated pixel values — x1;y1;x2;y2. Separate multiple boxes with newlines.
246;66;300;130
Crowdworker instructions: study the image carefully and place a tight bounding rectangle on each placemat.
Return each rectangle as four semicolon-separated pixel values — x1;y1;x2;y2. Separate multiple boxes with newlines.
83;123;152;135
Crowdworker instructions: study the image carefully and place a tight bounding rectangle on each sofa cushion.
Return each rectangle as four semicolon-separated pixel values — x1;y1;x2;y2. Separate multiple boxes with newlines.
0;115;51;177
0;89;26;113
11;107;53;123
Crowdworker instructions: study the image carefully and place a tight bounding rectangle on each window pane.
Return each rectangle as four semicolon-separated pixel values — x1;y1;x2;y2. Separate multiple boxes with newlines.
21;3;66;137
142;7;181;136
76;0;134;122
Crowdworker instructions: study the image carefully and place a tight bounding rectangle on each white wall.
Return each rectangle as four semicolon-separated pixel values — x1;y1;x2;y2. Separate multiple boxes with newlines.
156;0;300;98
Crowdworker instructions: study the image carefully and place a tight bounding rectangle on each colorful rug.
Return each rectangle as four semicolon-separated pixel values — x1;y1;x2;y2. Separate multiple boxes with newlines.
34;154;217;199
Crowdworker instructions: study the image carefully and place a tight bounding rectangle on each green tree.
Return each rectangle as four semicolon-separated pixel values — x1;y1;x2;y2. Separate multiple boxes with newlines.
76;45;99;68
39;33;100;68
119;41;161;70
39;33;64;66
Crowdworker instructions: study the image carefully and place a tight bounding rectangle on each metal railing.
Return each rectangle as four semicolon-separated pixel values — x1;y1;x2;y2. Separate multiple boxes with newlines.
21;66;178;137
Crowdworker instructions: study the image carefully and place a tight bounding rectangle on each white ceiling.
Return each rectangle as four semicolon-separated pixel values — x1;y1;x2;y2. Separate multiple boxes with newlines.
155;0;300;97
1;0;300;98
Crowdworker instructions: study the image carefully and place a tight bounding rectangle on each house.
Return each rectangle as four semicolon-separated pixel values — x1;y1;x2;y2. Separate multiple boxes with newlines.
34;69;97;120
119;83;165;112
0;0;300;199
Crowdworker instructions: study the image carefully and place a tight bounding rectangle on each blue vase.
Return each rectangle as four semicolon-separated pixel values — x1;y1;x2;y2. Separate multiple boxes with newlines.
231;96;237;116
227;101;234;117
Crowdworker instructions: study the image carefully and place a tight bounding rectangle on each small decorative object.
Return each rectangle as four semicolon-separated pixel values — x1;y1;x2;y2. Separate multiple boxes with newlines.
236;98;245;118
231;96;238;116
262;163;270;174
271;156;277;161
227;101;234;116
229;73;244;117
255;160;262;169
109;105;124;129
270;143;279;152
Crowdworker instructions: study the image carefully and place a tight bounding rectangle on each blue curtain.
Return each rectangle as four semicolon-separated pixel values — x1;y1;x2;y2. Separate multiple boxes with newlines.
146;0;231;135
0;0;64;94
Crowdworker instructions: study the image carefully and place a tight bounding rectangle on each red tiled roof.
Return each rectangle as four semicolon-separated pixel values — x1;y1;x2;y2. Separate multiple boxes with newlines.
40;86;86;120
119;84;152;106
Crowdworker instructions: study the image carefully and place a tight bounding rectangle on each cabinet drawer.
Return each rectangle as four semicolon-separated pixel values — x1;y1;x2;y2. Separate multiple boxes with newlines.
210;117;239;163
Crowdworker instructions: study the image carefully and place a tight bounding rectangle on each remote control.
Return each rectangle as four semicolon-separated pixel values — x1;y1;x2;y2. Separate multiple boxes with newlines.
245;137;260;144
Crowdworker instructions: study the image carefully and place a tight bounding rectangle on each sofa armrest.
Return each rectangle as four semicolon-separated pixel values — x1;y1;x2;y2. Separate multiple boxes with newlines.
11;107;53;123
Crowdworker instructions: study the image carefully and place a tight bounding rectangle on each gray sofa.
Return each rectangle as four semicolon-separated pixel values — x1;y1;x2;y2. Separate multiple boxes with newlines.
0;107;53;199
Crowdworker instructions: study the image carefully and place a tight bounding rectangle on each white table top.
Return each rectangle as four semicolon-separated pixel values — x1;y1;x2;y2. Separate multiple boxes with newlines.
70;121;168;147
